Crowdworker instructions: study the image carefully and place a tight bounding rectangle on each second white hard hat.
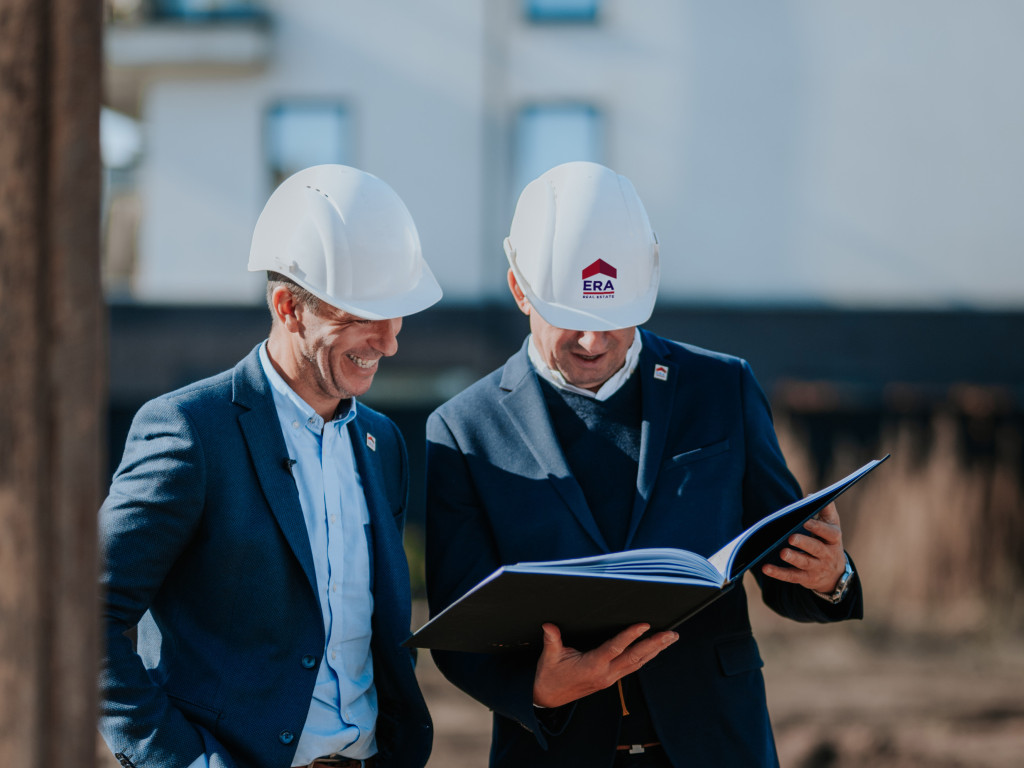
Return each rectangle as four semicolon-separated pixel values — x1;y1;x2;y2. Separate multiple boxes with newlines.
249;164;442;320
505;161;659;332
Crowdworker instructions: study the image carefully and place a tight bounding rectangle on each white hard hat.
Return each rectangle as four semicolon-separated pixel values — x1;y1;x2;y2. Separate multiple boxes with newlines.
505;161;659;332
249;164;442;320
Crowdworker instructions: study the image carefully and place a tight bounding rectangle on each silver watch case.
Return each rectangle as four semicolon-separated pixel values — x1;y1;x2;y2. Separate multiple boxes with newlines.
813;555;854;604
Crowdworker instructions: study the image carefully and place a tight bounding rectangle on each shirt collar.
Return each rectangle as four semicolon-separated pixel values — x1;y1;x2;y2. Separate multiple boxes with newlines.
258;342;357;434
527;328;642;402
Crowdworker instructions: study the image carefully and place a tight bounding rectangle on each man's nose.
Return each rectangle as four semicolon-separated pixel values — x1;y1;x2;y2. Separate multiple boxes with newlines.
371;318;401;356
576;331;609;353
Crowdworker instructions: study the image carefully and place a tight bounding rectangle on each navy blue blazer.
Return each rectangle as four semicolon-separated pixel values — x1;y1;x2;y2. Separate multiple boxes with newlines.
425;330;862;768
99;345;431;768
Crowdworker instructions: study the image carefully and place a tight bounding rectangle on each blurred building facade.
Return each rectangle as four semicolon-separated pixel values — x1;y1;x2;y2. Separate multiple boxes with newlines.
100;0;1024;623
104;0;1024;309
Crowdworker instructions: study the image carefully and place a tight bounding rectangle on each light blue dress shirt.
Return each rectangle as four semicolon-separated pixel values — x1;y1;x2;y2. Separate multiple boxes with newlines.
185;345;377;768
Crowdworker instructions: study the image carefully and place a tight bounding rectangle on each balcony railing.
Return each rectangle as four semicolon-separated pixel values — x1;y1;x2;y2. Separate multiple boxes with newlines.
105;0;271;70
150;1;268;21
108;0;268;24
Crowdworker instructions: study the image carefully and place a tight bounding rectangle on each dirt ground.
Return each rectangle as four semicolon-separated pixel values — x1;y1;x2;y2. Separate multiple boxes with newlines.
415;597;1024;768
96;601;1024;768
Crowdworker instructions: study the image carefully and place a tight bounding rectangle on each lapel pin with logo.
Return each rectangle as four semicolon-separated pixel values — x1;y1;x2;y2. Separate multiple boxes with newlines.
366;433;376;451
653;364;669;381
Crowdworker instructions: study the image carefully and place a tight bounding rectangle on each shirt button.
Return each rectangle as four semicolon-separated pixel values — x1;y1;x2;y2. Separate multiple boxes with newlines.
301;654;317;669
279;730;294;745
291;421;299;429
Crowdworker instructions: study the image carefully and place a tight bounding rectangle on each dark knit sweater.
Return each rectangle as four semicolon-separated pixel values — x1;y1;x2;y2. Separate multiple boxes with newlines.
538;373;642;550
538;372;658;746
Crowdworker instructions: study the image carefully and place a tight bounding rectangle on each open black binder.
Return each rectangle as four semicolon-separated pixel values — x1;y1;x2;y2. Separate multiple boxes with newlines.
407;455;888;654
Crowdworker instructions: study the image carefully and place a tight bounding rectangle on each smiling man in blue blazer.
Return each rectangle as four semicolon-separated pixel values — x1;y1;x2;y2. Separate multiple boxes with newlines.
99;166;441;768
424;162;863;768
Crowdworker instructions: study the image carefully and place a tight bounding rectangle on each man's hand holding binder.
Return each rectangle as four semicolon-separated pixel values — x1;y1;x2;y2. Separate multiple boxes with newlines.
532;623;680;709
760;502;849;594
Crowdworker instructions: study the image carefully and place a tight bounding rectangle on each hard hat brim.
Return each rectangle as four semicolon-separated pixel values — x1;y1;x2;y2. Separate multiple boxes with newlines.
323;265;443;320
257;260;443;321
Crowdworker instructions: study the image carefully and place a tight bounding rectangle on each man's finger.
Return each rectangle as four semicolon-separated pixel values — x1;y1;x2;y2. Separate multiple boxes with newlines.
613;630;679;673
788;532;829;556
762;562;808;584
599;623;651;660
779;547;814;570
802;517;840;544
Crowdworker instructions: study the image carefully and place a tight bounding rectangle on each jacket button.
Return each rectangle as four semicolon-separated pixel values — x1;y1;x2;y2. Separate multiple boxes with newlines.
301;654;317;669
279;730;295;744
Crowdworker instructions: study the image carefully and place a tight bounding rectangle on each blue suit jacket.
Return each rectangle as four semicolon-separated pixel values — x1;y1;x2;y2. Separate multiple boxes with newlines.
424;330;862;768
99;345;432;768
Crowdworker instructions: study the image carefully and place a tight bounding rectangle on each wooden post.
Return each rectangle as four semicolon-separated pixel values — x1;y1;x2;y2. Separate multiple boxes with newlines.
0;0;104;765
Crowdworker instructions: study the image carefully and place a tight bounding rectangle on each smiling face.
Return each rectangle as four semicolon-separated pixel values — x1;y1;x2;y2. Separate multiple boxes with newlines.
528;313;634;392
266;285;401;418
508;269;633;392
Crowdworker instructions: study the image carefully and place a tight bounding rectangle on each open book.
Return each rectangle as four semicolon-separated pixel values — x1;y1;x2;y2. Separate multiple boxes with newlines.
406;455;888;654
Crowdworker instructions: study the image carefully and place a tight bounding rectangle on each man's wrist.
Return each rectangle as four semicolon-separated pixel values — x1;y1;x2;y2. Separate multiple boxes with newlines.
812;553;854;604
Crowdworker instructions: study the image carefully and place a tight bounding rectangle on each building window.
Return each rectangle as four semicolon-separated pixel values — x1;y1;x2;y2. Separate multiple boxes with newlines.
152;0;265;20
525;0;600;23
514;103;603;194
266;101;353;188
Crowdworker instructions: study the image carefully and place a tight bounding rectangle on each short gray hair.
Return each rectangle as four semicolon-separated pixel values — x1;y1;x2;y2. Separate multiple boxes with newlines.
266;271;322;317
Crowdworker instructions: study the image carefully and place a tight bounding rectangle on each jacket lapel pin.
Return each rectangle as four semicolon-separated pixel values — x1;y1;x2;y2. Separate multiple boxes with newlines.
654;364;669;381
366;432;376;451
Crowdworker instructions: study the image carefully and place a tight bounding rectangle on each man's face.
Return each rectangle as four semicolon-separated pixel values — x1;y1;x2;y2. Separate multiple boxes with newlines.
528;310;634;392
292;301;402;403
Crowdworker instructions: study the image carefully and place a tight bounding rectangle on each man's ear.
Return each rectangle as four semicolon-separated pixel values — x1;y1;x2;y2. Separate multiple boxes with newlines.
507;269;532;317
270;286;303;331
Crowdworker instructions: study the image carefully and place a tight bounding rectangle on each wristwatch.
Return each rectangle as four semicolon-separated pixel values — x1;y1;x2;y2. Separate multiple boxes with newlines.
812;554;854;604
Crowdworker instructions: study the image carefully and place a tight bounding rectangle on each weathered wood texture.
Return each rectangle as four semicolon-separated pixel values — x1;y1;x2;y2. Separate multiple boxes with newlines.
0;0;104;764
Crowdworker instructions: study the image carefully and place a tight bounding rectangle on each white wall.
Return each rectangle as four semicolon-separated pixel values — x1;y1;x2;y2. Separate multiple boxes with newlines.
660;0;1024;308
134;0;488;304
129;0;1024;309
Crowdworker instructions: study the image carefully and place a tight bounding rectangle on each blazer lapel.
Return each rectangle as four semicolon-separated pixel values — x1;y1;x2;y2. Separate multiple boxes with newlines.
624;331;677;548
348;415;410;637
233;348;319;598
499;346;609;552
349;418;401;575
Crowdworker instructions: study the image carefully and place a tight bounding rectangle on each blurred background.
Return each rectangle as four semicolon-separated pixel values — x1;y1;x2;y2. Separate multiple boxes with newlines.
97;0;1022;765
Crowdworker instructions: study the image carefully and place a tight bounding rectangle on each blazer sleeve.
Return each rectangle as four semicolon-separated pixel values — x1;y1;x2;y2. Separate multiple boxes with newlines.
98;396;228;768
423;410;552;747
737;360;864;623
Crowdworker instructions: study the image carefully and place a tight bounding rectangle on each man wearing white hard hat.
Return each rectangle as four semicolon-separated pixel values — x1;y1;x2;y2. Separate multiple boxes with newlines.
424;161;862;768
99;165;440;768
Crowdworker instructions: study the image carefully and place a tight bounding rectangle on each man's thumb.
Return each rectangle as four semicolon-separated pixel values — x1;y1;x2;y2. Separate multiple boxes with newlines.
819;502;840;524
541;623;561;648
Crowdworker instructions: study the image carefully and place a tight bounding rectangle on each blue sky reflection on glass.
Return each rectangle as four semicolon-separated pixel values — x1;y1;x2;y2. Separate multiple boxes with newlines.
153;0;261;18
267;102;351;185
515;104;603;194
526;0;599;22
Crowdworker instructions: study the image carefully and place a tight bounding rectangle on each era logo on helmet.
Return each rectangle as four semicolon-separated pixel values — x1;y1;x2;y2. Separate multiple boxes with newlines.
581;259;617;300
